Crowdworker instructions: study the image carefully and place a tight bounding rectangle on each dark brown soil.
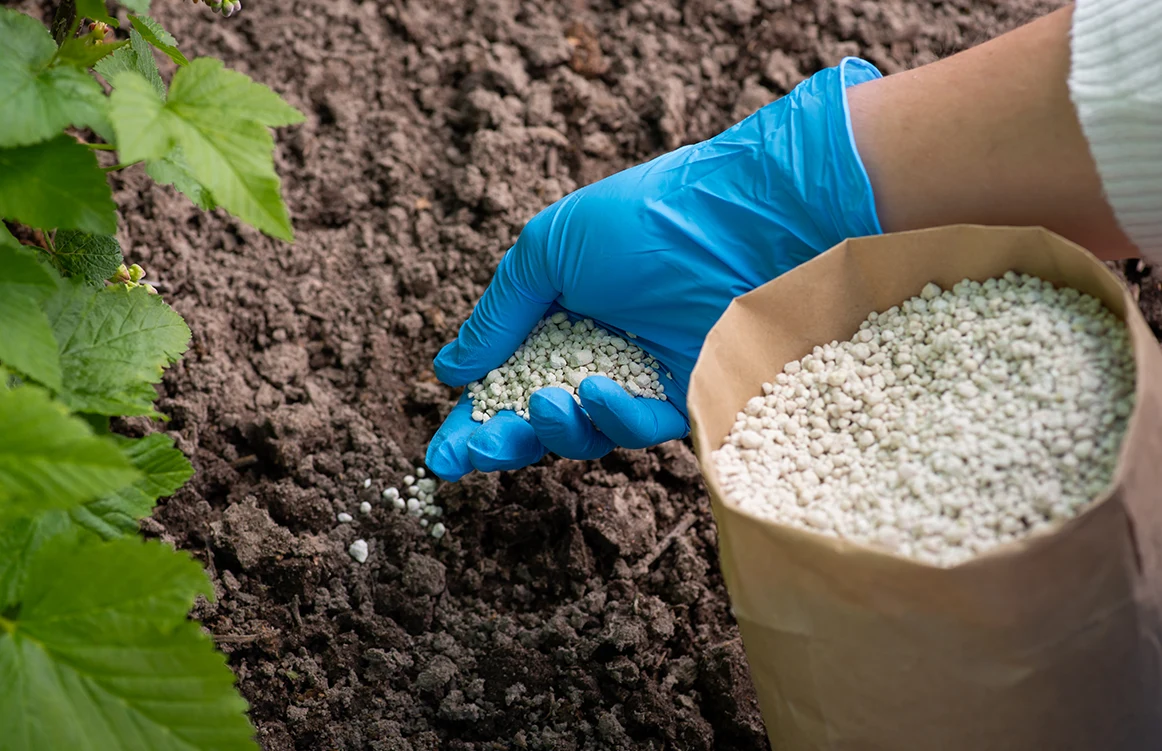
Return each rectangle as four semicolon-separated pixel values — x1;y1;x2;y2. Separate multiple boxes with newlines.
31;0;1162;748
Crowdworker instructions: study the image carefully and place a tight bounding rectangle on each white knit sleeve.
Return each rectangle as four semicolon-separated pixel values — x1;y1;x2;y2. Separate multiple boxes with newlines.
1069;0;1162;262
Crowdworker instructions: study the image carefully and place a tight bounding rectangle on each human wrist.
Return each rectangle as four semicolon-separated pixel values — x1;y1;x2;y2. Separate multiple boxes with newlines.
847;8;1138;260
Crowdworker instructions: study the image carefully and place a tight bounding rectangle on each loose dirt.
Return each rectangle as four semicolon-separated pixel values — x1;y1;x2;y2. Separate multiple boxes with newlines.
30;0;1161;747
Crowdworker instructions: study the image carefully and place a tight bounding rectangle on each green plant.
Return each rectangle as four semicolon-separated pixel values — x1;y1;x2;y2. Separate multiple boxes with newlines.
0;1;303;747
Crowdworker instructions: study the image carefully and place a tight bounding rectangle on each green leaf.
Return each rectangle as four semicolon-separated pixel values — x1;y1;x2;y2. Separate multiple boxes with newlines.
0;245;56;301
106;70;171;157
129;27;165;97
71;434;192;539
168;57;304;128
117;0;152;15
0;297;60;391
146;147;217;210
0;136;117;235
129;15;187;66
0;517;45;606
0;536;258;751
44;280;190;417
0;9;111;148
184;122;297;240
49;230;123;286
55;34;129;70
1;9;57;65
0;248;61;389
0;434;191;602
79;412;111;435
0;386;138;515
109;59;303;241
75;0;117;26
0;508;83;607
93;44;135;81
94;31;166;101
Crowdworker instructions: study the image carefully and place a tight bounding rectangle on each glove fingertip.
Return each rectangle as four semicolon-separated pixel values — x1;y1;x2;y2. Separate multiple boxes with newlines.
425;394;479;481
425;438;471;482
577;375;630;402
433;340;476;386
528;387;576;428
579;376;688;449
529;387;615;461
466;412;547;472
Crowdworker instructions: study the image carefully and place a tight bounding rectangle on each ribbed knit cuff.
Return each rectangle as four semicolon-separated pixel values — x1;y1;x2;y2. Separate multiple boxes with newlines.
1070;0;1162;263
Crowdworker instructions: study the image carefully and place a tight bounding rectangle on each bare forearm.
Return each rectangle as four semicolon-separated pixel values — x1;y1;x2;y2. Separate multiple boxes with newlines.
847;6;1138;260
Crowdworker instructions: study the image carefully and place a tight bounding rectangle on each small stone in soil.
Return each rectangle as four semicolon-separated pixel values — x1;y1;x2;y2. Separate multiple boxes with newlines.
349;539;369;563
359;501;372;515
337;512;353;523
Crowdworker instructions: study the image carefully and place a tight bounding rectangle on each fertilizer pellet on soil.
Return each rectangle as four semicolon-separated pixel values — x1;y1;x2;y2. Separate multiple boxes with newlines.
467;312;665;422
384;470;446;538
714;273;1136;567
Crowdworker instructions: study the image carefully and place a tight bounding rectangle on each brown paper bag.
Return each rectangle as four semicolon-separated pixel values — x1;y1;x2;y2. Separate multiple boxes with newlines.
688;225;1162;751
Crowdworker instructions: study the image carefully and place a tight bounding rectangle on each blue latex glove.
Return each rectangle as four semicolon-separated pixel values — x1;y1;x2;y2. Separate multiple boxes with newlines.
427;58;884;481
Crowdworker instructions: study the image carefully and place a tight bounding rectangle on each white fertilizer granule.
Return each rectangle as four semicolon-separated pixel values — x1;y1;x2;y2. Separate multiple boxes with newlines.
467;312;665;422
713;273;1136;567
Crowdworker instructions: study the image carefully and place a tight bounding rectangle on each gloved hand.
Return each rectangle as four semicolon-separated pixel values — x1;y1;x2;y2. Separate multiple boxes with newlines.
426;58;884;481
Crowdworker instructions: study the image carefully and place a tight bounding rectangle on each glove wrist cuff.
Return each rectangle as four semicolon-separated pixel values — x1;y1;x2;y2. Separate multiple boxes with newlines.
756;57;885;244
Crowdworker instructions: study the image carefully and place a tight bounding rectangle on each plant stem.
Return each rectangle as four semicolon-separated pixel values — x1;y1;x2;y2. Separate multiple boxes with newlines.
86;143;117;151
46;13;83;69
50;0;77;46
46;18;83;68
